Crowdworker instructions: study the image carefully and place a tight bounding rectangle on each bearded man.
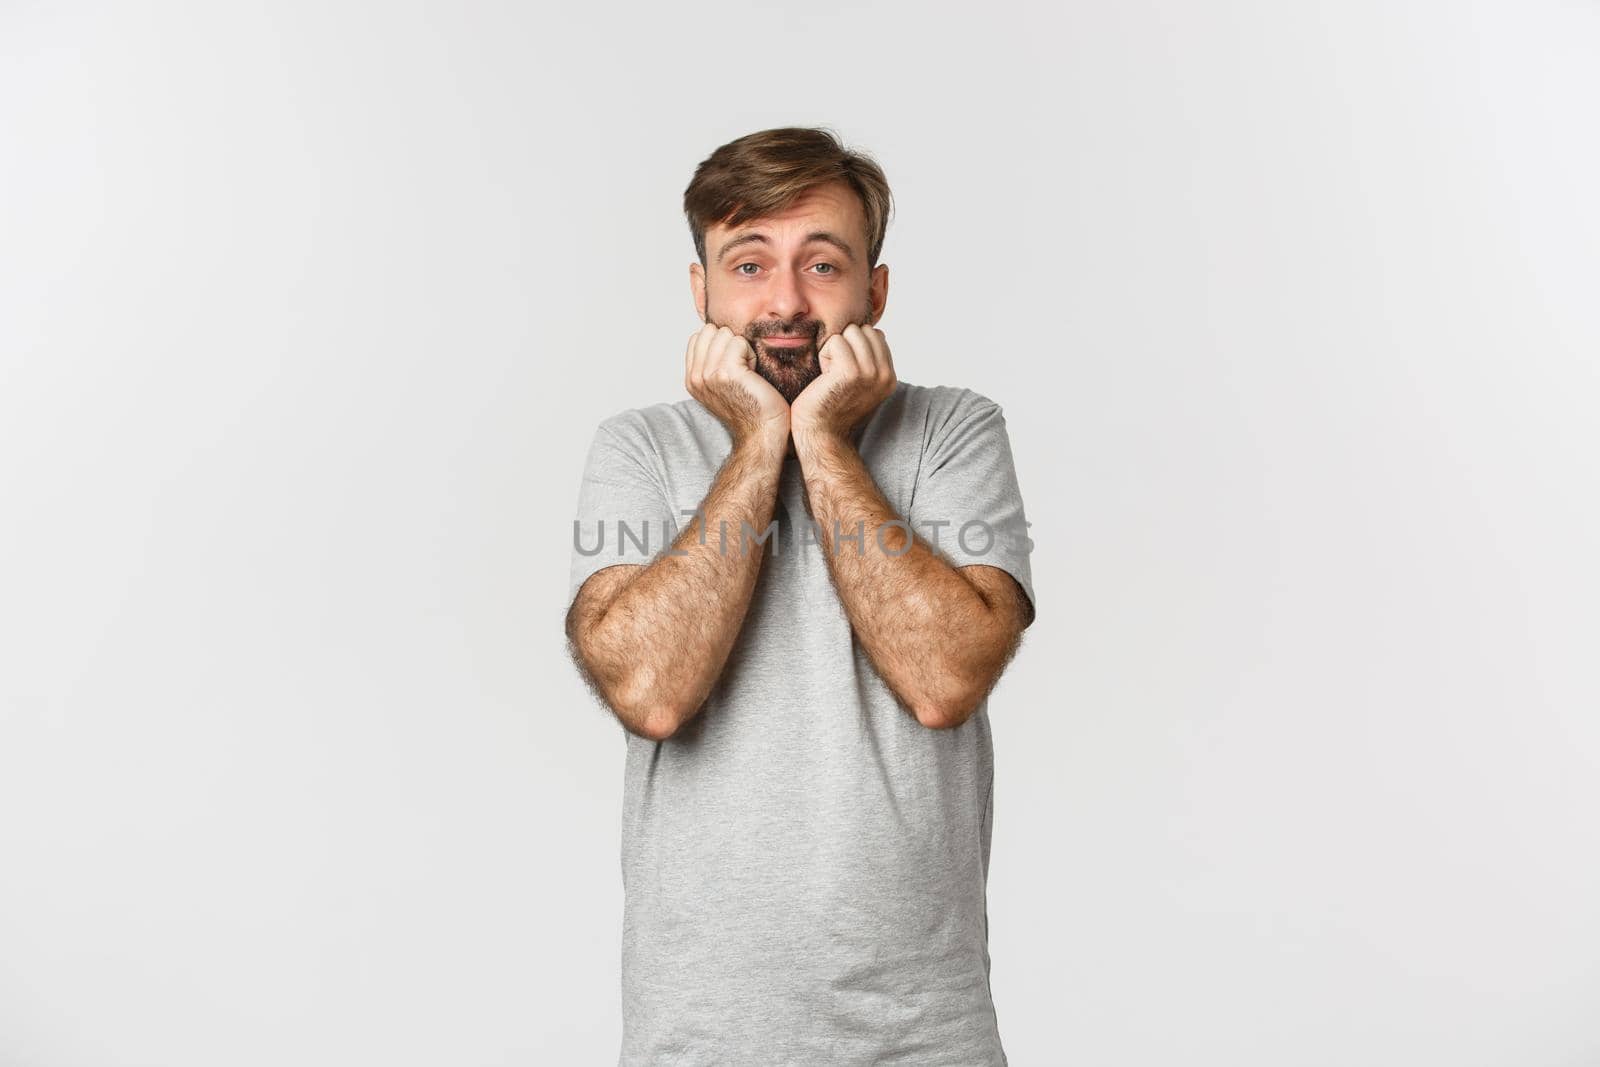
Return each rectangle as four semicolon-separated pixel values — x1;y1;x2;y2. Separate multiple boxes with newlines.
566;125;1037;1066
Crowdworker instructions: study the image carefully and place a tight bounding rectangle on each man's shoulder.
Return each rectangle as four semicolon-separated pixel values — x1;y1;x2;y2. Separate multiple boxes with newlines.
586;396;723;462
882;380;1007;440
896;380;1002;413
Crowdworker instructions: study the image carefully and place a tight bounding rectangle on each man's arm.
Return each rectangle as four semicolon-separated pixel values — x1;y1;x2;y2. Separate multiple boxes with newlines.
788;323;1032;730
794;428;1030;730
566;431;784;740
565;324;790;742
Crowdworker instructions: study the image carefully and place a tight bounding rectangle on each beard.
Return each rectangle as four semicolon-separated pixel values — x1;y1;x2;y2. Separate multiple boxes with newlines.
744;317;825;404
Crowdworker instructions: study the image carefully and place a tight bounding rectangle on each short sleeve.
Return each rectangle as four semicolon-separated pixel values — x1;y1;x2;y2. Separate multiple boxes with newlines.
907;392;1037;623
568;422;677;612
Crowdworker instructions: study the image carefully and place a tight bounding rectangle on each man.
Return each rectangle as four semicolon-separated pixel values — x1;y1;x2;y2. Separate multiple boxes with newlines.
565;126;1037;1066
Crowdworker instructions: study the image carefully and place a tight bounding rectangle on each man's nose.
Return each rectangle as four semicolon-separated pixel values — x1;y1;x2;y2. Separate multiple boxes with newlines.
765;267;808;321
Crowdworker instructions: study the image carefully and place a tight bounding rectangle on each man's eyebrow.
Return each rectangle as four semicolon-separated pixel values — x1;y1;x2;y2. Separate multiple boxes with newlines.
715;230;858;265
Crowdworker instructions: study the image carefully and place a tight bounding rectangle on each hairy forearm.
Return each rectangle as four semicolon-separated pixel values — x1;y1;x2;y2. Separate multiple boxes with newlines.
794;430;1010;728
577;432;785;739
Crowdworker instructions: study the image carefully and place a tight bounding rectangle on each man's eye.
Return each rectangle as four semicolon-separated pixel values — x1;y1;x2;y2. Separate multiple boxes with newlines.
736;263;759;276
813;263;836;275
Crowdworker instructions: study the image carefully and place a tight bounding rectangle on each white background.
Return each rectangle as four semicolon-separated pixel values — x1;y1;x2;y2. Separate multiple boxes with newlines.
2;2;1597;1064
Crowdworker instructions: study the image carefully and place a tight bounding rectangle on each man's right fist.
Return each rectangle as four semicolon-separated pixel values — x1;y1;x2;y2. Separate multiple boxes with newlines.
685;324;789;447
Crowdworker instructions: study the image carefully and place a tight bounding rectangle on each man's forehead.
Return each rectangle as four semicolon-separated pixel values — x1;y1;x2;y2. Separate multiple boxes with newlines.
710;182;866;247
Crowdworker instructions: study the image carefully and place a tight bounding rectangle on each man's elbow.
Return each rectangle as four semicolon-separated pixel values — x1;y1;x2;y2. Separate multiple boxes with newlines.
909;683;986;731
909;625;1025;730
611;679;693;741
569;632;691;741
913;703;975;730
628;706;683;741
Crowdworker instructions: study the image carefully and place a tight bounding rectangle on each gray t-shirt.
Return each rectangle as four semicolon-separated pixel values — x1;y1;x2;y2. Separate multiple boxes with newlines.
567;379;1036;1066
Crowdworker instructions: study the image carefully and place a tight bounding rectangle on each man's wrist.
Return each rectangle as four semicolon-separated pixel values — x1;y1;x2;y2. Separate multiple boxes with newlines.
733;423;790;465
792;425;851;464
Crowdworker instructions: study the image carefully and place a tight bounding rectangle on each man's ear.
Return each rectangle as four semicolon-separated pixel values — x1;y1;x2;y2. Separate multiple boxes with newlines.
689;262;707;322
868;263;889;325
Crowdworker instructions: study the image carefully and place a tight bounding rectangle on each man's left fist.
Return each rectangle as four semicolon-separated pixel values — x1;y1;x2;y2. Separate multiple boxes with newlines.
791;323;897;442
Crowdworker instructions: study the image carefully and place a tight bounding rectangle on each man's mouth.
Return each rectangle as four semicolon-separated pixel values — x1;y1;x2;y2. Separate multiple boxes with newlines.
761;335;812;347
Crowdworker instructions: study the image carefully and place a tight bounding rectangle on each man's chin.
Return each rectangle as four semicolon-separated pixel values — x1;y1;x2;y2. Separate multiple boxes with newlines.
754;358;820;405
759;340;817;366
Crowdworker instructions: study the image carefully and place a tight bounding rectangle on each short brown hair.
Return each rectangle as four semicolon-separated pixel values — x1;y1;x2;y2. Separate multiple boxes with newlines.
683;126;894;269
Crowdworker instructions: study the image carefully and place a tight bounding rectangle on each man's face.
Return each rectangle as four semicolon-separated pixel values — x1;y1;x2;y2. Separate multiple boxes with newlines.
690;180;889;404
